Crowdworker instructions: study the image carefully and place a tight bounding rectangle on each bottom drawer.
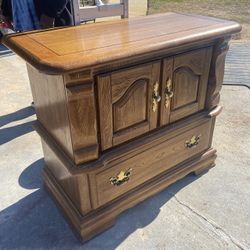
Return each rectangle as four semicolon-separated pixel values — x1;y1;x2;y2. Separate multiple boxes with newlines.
94;118;213;207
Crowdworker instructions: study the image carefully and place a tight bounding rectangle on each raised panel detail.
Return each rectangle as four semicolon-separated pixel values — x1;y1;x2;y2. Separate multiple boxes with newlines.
113;79;148;132
172;67;200;110
98;62;160;150
111;65;152;103
160;47;213;126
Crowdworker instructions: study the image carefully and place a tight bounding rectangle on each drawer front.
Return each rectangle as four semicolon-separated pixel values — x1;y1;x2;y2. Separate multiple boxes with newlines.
94;119;213;207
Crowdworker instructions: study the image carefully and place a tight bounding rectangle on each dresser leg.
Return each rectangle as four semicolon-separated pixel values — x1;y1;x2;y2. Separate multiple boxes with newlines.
193;163;216;176
43;167;117;243
79;218;116;243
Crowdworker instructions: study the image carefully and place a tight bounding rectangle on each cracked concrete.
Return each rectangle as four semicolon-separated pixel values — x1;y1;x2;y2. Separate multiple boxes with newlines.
170;194;247;250
0;42;250;249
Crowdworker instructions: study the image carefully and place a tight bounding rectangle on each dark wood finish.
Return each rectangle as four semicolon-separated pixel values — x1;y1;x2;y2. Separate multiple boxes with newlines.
4;13;241;243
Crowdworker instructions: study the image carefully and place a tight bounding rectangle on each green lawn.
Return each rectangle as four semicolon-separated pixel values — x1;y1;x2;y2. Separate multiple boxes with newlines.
149;0;250;40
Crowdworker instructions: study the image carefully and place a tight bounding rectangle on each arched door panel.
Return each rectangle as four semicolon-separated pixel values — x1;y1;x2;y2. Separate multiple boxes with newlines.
98;62;160;150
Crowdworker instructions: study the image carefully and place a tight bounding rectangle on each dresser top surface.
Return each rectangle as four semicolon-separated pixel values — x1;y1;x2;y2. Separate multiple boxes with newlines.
3;12;241;74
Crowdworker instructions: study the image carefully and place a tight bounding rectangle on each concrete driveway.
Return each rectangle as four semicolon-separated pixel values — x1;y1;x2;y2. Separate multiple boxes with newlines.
0;42;249;249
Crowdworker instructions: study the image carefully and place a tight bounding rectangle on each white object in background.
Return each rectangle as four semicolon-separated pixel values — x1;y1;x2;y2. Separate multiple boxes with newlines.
0;26;15;35
71;0;128;24
96;0;104;6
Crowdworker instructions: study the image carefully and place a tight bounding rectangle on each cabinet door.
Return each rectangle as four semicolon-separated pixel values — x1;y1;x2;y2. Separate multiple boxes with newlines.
98;62;160;150
160;48;212;126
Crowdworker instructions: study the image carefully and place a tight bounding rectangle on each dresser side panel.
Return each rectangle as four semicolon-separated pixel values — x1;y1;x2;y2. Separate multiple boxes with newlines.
27;64;74;159
42;140;92;215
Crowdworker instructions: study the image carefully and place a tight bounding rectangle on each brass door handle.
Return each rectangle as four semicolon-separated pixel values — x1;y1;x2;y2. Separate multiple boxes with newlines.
152;81;161;112
110;168;133;186
165;78;174;108
185;135;201;148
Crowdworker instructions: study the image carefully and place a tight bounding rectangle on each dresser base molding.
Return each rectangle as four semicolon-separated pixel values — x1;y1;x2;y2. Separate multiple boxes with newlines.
43;148;216;243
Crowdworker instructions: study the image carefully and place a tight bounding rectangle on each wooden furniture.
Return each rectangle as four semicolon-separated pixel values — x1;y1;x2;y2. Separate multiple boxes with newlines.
3;13;241;242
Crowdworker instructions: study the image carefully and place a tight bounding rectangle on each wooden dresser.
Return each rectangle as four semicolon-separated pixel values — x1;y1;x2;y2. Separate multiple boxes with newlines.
3;13;241;242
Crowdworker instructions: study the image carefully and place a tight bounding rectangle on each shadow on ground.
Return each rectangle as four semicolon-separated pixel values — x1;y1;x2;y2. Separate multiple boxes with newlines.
0;106;35;127
0;158;203;249
0;43;13;57
0;106;35;145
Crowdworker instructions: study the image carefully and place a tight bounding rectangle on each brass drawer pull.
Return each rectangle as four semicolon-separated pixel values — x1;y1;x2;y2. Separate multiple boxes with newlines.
152;81;161;112
186;135;201;148
165;78;174;108
110;168;133;186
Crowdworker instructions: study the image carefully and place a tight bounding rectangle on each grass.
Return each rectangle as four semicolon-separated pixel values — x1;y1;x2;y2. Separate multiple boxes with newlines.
149;0;250;40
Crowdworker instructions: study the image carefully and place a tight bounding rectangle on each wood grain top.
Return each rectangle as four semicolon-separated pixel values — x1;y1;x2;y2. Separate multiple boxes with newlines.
3;13;241;74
